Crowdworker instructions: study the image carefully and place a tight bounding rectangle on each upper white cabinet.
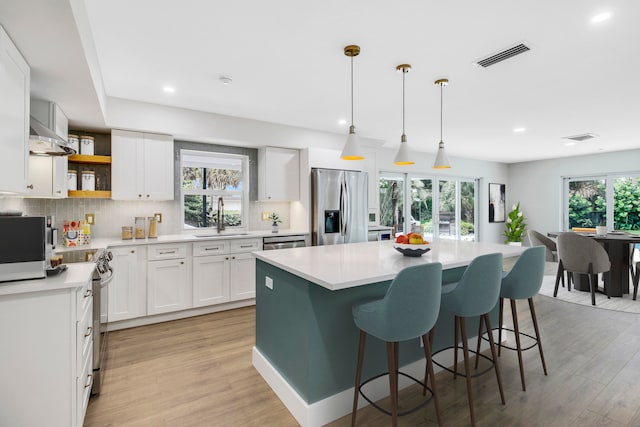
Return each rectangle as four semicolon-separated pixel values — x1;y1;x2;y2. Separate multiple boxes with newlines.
111;129;174;200
258;147;299;201
0;25;29;194
26;155;67;198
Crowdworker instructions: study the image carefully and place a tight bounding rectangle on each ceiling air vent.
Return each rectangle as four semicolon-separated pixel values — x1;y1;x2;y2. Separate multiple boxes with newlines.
475;42;531;68
562;133;599;142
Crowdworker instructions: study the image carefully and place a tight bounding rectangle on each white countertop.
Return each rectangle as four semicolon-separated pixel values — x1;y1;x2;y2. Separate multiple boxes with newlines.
56;229;309;253
0;263;95;297
254;240;526;291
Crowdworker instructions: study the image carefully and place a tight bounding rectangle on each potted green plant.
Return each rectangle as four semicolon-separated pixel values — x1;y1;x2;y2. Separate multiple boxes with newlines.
269;212;282;233
504;202;526;245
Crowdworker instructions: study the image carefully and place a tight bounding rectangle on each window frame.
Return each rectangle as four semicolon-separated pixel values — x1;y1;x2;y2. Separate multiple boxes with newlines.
179;149;250;232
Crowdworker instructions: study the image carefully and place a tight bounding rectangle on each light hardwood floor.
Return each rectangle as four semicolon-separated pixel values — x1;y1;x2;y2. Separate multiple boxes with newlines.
85;295;640;426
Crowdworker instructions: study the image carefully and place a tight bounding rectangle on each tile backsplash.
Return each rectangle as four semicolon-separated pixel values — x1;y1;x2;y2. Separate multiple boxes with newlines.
0;196;291;240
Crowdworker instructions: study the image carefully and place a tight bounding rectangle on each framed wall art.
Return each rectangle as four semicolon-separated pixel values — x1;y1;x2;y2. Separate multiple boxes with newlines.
489;183;506;223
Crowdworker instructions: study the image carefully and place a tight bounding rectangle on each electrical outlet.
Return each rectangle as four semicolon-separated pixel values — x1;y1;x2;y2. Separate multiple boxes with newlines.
261;211;270;221
154;213;162;223
265;276;273;290
85;213;95;225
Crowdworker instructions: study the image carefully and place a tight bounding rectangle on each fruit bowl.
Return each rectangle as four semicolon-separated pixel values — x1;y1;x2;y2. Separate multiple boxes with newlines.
393;243;431;257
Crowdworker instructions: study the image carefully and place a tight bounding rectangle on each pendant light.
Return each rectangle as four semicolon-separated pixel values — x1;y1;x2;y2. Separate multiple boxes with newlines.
394;64;414;166
433;78;451;169
340;45;364;160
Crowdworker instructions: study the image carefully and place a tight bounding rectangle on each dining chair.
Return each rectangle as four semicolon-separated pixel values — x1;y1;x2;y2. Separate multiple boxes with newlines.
351;262;443;427
526;229;558;262
554;232;611;305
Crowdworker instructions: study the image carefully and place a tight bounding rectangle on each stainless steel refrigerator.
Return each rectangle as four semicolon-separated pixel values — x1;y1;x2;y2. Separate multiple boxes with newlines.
311;168;368;245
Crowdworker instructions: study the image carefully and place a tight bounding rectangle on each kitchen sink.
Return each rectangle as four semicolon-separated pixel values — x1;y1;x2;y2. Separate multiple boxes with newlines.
193;233;249;238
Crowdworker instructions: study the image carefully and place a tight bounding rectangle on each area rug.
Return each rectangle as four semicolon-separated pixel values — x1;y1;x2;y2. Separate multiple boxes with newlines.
537;273;640;314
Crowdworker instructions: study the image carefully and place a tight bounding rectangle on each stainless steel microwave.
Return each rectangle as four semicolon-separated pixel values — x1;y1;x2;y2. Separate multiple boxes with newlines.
0;216;46;282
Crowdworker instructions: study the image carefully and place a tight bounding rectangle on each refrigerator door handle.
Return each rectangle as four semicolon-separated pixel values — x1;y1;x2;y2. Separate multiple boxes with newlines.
343;178;349;236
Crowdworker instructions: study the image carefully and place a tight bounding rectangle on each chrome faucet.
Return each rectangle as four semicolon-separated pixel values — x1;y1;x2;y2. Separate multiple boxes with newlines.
217;196;225;233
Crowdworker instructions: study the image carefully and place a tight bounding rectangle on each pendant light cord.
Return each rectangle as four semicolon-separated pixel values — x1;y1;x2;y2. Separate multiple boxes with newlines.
402;68;406;136
350;55;354;127
440;82;443;141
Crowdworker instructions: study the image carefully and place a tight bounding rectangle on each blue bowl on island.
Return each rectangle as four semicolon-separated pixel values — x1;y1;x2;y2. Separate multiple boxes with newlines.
393;243;431;257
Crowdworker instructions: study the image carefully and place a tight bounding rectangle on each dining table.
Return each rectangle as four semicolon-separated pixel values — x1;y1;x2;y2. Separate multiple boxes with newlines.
548;231;640;297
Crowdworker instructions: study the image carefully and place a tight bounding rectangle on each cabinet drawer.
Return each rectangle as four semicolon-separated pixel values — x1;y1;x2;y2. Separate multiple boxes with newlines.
230;239;262;254
77;297;93;376
193;240;230;257
147;243;187;260
76;278;93;317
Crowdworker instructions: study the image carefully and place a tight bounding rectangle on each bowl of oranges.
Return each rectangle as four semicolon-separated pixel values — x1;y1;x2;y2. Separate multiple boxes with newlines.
393;233;431;257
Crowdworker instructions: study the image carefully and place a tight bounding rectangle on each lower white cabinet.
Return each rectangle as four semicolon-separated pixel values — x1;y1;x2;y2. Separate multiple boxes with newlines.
147;243;189;315
0;276;92;427
230;252;257;300
193;254;230;307
109;246;146;321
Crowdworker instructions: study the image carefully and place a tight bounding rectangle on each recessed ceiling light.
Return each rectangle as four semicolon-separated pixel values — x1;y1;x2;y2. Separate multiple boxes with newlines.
219;75;233;85
162;85;175;94
513;127;526;133
591;12;611;23
565;141;577;146
338;119;347;126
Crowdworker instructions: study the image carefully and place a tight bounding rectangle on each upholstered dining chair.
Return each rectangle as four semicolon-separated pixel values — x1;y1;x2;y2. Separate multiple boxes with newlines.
527;229;558;262
554;232;611;306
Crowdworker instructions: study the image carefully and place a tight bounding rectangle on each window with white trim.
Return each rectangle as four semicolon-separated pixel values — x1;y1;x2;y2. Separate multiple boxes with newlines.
180;150;249;231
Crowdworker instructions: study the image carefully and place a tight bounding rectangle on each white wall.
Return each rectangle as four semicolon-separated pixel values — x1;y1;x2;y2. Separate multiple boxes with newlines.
508;148;640;236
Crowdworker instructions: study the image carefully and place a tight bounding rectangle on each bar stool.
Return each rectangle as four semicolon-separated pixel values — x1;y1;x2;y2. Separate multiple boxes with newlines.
487;246;548;391
435;252;505;427
351;262;443;427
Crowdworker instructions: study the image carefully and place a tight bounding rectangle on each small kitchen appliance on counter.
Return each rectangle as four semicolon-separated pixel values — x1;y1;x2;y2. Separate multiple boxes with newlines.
0;215;47;282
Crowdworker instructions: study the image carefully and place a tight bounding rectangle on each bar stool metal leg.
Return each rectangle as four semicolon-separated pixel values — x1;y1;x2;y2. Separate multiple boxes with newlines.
510;299;526;391
483;313;506;404
423;333;443;426
458;316;476;426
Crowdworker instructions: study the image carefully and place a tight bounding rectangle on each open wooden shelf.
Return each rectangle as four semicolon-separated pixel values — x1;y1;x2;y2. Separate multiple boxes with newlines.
68;154;111;164
68;190;112;199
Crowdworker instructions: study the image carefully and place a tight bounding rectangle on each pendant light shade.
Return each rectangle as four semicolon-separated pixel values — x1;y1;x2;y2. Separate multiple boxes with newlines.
394;64;414;166
341;45;364;160
433;78;451;169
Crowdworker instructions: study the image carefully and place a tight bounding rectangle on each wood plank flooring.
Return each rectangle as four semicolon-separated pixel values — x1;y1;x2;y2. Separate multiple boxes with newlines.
85;294;640;426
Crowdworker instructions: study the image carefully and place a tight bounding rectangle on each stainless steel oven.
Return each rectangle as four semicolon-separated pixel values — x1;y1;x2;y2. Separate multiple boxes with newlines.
91;249;113;395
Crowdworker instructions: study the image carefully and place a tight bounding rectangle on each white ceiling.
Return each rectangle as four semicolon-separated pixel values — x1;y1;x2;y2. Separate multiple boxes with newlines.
2;0;639;163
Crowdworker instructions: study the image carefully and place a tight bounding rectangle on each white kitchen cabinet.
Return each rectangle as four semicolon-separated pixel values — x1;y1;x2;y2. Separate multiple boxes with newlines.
147;243;189;315
0;25;29;194
258;147;300;201
229;252;257;300
109;246;146;321
0;275;92;427
193;254;230;307
111;129;174;200
26;155;67;198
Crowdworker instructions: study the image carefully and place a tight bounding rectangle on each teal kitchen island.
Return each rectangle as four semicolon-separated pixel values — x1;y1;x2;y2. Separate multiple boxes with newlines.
253;240;525;427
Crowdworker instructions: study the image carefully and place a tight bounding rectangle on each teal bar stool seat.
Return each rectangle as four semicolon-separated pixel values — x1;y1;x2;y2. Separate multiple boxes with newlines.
435;252;505;427
486;246;548;391
351;262;443;427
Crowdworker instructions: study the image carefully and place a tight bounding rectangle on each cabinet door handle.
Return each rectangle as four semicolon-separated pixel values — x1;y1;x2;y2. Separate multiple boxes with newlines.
84;374;93;388
27;184;33;190
56;190;61;194
131;250;135;253
146;194;150;198
232;256;236;260
138;194;142;198
225;257;229;260
84;289;92;298
204;247;220;251
180;261;184;264
240;245;253;248
84;326;93;338
159;250;176;254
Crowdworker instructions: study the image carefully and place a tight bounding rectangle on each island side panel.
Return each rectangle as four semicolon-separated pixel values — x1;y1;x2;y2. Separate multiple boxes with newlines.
256;260;484;404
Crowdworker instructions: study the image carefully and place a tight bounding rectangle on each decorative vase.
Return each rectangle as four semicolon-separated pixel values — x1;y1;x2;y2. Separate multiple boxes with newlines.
507;241;522;246
596;226;607;236
272;223;279;233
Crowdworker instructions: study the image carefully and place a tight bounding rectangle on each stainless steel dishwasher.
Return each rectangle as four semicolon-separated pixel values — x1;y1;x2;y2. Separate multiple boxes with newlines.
263;235;307;250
